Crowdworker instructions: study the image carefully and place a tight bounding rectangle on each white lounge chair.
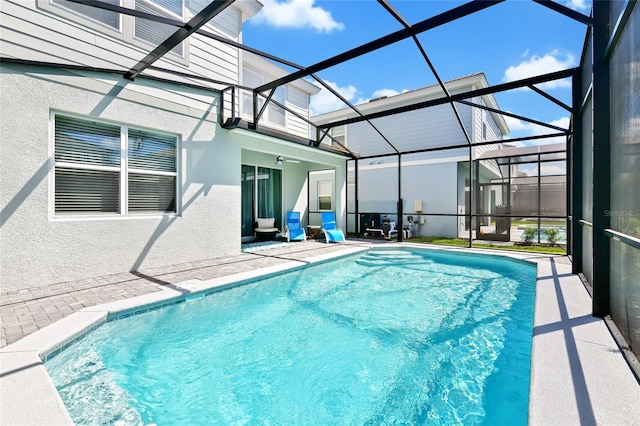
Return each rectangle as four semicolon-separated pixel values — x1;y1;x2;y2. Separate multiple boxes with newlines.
255;218;279;241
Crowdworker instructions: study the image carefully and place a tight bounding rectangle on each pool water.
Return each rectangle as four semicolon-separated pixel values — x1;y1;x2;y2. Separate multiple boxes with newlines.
45;248;537;425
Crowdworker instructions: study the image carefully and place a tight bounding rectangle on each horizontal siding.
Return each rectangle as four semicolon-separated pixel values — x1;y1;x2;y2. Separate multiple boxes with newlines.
473;96;503;159
402;148;469;163
1;0;241;88
288;85;308;110
346;103;473;157
285;86;311;138
202;4;240;38
0;11;139;69
473;98;483;145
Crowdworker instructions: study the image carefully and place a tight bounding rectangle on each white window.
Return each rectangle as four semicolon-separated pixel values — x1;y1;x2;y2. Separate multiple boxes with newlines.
242;67;287;127
318;180;332;211
134;0;184;56
47;0;185;57
53;115;178;216
52;0;120;29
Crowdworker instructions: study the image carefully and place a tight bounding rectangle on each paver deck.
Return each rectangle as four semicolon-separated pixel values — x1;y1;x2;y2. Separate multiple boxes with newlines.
1;241;369;348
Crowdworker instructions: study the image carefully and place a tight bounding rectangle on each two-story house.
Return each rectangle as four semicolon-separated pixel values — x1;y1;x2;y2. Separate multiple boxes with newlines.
0;0;350;291
311;73;510;239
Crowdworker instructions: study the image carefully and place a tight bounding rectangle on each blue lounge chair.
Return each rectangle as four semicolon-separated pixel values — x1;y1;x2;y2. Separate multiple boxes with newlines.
285;211;307;242
321;212;345;243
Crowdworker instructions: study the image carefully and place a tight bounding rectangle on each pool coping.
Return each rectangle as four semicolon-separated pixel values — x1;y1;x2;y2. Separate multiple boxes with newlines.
1;244;638;425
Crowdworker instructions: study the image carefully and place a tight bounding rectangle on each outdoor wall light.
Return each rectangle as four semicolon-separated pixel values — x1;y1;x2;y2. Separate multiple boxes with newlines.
275;156;299;165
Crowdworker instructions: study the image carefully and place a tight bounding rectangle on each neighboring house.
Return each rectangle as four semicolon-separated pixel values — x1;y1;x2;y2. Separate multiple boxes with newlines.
312;73;510;239
0;0;349;291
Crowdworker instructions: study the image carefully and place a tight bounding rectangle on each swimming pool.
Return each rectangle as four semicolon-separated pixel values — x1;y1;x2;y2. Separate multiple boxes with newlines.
45;248;537;425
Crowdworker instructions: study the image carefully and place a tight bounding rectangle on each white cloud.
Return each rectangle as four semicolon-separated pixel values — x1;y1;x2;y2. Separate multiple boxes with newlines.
310;81;359;115
565;0;590;11
504;115;570;145
503;50;576;90
251;0;344;33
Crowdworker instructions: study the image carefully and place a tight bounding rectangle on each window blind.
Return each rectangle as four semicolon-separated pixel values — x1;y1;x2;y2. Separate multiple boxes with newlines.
55;168;120;213
149;0;183;16
318;180;332;210
134;0;183;55
55;116;121;167
128;174;176;212
54;115;177;216
128;129;176;172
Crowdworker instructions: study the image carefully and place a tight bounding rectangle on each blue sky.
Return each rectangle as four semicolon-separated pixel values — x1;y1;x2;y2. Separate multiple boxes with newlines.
242;0;591;142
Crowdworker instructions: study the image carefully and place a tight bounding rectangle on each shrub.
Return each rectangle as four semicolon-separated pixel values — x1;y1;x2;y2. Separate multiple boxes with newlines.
544;228;560;246
522;227;537;245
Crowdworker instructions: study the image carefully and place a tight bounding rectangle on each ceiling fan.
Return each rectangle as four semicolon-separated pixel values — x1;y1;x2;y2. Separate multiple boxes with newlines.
275;156;300;165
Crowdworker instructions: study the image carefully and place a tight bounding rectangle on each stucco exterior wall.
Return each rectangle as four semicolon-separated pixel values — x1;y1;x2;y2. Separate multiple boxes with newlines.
0;65;241;291
339;160;459;238
1;65;347;291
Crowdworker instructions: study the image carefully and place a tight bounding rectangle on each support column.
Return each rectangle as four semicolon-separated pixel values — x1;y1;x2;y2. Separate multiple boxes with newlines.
591;0;611;317
571;71;583;274
354;159;360;235
397;154;403;242
334;160;348;234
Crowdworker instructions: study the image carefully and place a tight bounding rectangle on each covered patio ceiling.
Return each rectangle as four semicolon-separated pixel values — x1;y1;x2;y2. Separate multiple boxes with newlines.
4;0;593;159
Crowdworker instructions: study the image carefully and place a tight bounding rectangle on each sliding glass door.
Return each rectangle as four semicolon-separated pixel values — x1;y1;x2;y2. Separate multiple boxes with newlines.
241;165;282;237
241;165;255;238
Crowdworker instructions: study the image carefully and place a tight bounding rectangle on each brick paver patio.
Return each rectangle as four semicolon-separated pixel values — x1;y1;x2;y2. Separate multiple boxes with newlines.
0;241;370;348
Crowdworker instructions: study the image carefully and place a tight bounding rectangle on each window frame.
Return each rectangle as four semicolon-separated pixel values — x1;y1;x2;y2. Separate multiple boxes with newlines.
132;0;185;57
50;112;180;220
40;0;188;61
44;0;124;37
317;180;333;211
241;66;288;129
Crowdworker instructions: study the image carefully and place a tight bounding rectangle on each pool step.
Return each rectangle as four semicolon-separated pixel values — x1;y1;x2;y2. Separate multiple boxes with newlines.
367;250;412;257
357;251;425;266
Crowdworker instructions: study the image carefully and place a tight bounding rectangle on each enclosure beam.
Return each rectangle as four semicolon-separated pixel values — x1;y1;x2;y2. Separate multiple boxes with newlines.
397;154;403;242
605;0;637;59
310;74;400;154
532;0;594;25
469;146;473;247
591;0;611;318
378;0;472;146
255;0;504;93
125;0;234;80
355;160;360;235
527;85;572;112
318;68;578;129
570;71;583;274
456;100;568;132
355;133;567;161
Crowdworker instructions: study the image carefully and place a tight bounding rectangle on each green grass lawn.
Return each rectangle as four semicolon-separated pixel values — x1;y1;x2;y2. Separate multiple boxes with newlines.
409;236;567;254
